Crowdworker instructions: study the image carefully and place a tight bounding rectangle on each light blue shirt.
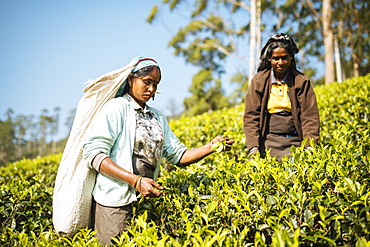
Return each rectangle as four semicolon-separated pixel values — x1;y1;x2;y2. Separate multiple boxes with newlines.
83;95;187;207
271;68;289;84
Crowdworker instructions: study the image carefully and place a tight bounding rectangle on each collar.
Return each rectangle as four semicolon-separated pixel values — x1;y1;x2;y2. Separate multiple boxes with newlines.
123;94;151;114
271;68;289;84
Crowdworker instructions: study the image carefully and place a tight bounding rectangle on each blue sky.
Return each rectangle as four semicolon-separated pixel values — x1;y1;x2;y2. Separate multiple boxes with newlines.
0;1;325;141
0;0;328;143
1;0;216;139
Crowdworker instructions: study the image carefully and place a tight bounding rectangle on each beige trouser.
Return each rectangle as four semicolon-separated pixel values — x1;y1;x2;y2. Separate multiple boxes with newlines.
91;201;132;245
91;155;155;245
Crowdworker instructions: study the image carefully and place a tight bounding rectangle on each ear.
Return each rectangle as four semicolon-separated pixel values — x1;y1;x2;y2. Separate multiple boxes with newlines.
128;75;133;87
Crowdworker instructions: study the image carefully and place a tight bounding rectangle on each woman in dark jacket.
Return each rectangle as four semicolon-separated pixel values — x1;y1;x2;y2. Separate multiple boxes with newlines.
243;33;320;161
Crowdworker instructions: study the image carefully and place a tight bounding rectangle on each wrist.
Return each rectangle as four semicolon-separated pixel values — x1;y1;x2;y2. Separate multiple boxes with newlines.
132;175;141;189
135;177;142;191
209;139;215;152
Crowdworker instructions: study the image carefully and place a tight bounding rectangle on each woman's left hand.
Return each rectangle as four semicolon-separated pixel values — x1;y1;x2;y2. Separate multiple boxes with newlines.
210;136;234;152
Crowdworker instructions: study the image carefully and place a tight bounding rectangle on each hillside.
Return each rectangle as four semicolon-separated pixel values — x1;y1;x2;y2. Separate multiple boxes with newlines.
1;74;369;246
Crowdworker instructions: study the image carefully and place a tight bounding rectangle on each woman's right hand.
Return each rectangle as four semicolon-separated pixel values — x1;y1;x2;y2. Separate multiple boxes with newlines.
248;147;259;160
137;177;164;197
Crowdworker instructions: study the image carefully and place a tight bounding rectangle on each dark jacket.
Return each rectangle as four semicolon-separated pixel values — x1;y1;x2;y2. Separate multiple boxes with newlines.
243;68;320;151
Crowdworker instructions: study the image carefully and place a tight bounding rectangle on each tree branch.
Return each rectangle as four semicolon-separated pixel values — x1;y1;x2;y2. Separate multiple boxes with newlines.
196;42;248;62
227;0;250;11
304;0;322;24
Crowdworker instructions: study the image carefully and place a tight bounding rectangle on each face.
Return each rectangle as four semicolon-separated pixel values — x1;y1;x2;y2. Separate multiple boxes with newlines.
270;47;292;79
128;67;161;107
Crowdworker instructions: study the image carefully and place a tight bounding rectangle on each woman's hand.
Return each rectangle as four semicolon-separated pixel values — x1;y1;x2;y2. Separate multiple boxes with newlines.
136;177;164;197
210;136;234;152
179;136;235;167
248;147;259;160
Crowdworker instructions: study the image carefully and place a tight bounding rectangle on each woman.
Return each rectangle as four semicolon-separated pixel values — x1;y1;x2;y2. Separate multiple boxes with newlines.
243;33;319;161
83;56;234;244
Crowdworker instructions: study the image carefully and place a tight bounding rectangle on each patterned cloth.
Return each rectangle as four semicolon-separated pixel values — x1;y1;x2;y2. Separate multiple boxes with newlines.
125;94;164;167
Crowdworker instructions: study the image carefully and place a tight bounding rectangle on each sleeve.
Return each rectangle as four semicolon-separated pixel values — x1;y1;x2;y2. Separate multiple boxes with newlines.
83;99;125;169
243;75;263;150
91;152;109;171
297;75;320;145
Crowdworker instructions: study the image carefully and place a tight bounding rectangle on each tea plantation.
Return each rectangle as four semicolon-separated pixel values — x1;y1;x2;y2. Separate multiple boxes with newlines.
1;75;369;246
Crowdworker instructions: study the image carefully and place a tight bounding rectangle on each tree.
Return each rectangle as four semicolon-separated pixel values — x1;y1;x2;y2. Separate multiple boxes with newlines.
280;0;370;83
0;109;15;166
148;0;370;101
38;109;54;156
334;0;370;78
14;114;28;158
25;114;38;157
183;69;229;115
148;0;252;114
50;107;61;153
229;69;249;104
0;107;68;162
248;0;262;84
322;0;335;84
64;108;76;137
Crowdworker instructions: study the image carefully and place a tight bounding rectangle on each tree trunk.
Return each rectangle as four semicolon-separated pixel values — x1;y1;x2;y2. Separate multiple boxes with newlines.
256;0;261;60
334;36;342;82
248;0;257;85
322;0;335;84
352;53;360;77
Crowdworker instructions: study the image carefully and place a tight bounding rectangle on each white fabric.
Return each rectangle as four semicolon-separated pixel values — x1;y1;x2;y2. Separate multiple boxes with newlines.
52;60;137;237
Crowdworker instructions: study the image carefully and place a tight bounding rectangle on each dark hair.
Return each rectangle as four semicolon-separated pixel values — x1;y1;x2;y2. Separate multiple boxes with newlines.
119;65;161;96
257;33;299;72
131;65;161;80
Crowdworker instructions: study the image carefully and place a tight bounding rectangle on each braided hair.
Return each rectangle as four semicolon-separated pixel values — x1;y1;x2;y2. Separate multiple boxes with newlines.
257;33;299;72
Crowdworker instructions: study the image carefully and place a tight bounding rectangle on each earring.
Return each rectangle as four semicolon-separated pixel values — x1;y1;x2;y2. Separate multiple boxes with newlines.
152;94;155;100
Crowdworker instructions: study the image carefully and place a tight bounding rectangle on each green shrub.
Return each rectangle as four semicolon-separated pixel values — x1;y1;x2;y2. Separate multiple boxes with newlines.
0;154;60;245
0;75;369;246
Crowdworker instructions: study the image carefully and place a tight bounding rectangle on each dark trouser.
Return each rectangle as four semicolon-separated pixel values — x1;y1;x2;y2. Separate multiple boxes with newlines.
265;112;300;161
264;133;301;161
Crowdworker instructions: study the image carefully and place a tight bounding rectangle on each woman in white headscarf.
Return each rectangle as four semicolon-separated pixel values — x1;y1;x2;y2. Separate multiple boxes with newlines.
83;56;234;244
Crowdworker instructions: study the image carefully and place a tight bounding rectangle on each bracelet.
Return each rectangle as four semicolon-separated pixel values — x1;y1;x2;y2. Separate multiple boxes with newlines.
209;140;215;151
132;175;141;188
135;177;142;191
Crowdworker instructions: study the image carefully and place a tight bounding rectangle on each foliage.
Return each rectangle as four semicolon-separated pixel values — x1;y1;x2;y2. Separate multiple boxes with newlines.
148;0;370;112
0;75;369;245
0;117;15;166
0;154;61;245
149;0;250;115
0;107;71;166
183;69;230;116
332;0;370;77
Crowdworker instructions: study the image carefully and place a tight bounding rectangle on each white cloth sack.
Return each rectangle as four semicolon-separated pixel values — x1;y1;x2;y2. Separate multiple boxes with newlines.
52;60;137;237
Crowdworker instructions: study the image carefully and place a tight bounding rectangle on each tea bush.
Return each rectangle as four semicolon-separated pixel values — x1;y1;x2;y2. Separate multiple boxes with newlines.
0;74;369;246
